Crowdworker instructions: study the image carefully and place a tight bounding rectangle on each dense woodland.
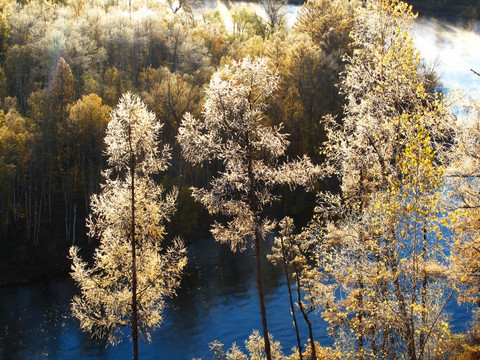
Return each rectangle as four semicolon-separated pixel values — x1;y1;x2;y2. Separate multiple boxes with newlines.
3;0;480;358
0;0;349;279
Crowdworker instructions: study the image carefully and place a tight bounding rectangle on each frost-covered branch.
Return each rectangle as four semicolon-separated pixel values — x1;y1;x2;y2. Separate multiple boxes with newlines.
70;93;187;358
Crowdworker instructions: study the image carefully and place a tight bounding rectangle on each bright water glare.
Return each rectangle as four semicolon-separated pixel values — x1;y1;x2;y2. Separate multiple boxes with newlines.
412;16;480;95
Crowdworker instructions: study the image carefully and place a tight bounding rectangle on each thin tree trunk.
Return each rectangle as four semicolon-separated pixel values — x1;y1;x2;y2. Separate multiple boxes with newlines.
48;168;52;223
253;228;272;360
294;273;316;360
371;324;377;357
247;133;272;360
356;276;365;359
390;253;415;360
419;226;427;359
72;203;77;245
12;175;16;224
280;235;303;360
389;329;396;359
356;175;366;360
26;173;31;241
129;128;139;360
62;164;71;243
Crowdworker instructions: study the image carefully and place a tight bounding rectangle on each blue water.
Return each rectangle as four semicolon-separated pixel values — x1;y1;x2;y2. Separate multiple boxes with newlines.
0;238;330;360
0;234;474;360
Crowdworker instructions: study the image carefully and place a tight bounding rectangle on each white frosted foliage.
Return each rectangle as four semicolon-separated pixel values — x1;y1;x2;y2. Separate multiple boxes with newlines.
69;92;187;345
178;56;325;251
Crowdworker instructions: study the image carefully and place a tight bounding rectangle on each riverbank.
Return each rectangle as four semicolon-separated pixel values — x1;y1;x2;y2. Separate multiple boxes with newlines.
0;248;73;287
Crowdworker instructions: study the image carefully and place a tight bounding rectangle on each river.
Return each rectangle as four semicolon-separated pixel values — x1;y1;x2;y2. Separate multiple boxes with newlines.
412;16;480;95
1;11;479;360
0;237;329;359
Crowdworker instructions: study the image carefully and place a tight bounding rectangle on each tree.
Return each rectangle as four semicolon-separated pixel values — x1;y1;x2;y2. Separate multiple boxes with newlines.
165;19;210;75
208;330;284;360
268;217;323;360
261;0;287;35
280;34;343;160
48;57;75;118
5;0;56;110
177;56;323;360
196;10;228;66
307;1;453;358
102;67;125;107
143;71;201;179
44;57;75;239
263;30;346;162
268;217;304;359
0;9;11;63
230;6;267;40
0;107;35;234
53;13;107;94
143;71;201;145
69;93;187;360
58;94;111;244
446;97;480;307
295;0;358;54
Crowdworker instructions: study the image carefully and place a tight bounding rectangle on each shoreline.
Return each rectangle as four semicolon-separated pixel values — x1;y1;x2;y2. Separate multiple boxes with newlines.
410;3;473;18
0;263;71;287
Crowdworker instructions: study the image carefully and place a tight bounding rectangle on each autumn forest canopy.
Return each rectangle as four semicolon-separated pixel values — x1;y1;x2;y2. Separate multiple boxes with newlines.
0;0;350;278
2;0;480;358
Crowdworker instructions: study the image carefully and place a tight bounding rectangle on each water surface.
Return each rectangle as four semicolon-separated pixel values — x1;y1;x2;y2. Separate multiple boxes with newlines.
0;237;328;360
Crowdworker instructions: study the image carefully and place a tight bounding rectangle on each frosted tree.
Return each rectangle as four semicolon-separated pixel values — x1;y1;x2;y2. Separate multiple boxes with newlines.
446;97;480;307
307;1;454;358
69;93;187;360
208;330;284;360
268;217;322;360
177;56;324;360
261;0;287;34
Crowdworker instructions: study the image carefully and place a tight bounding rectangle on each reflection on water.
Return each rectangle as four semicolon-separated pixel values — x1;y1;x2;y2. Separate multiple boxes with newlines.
412;16;480;95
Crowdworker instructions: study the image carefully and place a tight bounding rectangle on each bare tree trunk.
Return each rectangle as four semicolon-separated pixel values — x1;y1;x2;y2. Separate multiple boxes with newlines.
129;129;139;360
48;168;52;223
419;226;427;359
390;254;415;360
72;204;77;245
62;163;71;243
26;172;31;241
253;228;272;360
247;134;272;360
356;276;365;359
172;29;179;73
295;273;316;360
280;236;303;360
